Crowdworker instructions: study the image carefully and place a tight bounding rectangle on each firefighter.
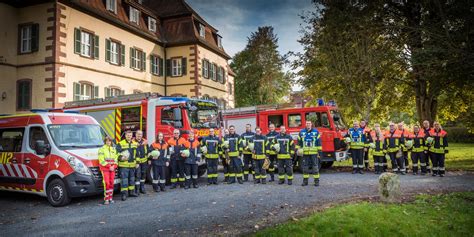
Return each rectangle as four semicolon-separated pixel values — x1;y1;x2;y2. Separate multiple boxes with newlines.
116;130;138;201
422;120;433;173
297;121;321;186
428;122;448;177
368;123;386;174
134;130;148;195
273;125;295;185
360;120;372;171
398;122;410;172
240;124;256;182
185;130;200;189
167;129;188;188
345;121;367;174
201;128;221;185
265;124;279;182
409;125;427;175
222;125;244;184
98;136;118;204
250;127;268;184
149;132;169;192
385;122;406;174
221;129;230;182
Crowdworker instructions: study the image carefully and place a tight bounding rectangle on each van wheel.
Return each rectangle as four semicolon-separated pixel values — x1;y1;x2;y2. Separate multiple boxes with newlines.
47;178;71;207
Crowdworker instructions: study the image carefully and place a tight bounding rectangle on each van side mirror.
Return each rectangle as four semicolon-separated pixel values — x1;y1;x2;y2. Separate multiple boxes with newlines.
35;140;50;155
173;108;182;121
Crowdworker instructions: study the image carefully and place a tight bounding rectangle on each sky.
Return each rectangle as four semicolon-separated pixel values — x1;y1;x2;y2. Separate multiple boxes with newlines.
187;0;314;69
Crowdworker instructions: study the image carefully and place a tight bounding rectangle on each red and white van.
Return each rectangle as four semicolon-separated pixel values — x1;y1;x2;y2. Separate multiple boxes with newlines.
0;111;110;206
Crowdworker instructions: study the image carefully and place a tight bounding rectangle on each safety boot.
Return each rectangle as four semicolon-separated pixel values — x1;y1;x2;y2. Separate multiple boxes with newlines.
135;185;140;196
261;178;267;184
140;183;146;194
237;178;243;184
314;178;320;187
170;183;177;189
121;191;127;201
288;180;292;185
192;179;199;188
302;178;308;186
352;168;357;174
243;174;249;182
254;179;260;184
270;174;275;182
160;184;166;192
129;190;138;197
278;179;284;185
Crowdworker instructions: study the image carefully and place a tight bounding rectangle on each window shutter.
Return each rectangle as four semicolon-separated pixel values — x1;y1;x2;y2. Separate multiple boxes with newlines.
31;24;39;52
74;28;81;54
158;57;164;76
104;87;109;97
105;39;111;62
94;85;99;98
150;55;154;74
201;59;205;78
181;57;187;75
130;47;134;68
206;61;210;79
93;35;99;59
166;59;171;76
142;52;146;71
120;44;125;66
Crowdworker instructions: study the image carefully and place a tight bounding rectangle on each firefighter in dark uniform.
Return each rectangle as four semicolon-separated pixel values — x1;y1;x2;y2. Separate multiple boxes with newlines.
167;129;188;188
345;121;367;174
149;132;168;192
134;130;148;195
428;122;448;177
222;125;244;184
385;122;406;174
185;131;200;189
409;125;427;175
116;130;138;201
368;123;386;174
422;120;433;173
273;125;295;185
398;122;410;172
240;124;256;182
250;127;268;184
220;129;230;183
297;121;321;186
265;124;279;182
360;120;371;171
201;128;221;185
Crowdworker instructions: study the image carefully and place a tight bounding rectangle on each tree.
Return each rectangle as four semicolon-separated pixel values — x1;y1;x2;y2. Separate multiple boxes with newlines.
231;26;292;107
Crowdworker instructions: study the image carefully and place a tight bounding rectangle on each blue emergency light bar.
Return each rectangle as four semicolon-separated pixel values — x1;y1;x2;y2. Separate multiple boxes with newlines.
327;100;337;107
317;98;325;106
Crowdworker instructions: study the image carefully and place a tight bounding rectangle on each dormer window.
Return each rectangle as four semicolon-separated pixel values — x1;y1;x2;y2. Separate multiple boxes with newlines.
106;0;116;13
148;17;157;32
137;0;143;4
199;24;205;38
217;35;222;48
129;7;140;25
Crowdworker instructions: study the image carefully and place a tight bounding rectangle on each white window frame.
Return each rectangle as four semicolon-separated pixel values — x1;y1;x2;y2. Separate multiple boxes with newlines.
151;55;159;75
106;0;117;13
217;66;224;83
172;58;182;77
80;31;92;57
148;17;156;32
203;60;209;78
110;41;119;64
199;24;205;38
130;7;140;25
74;83;92;101
132;48;141;70
217;36;222;48
209;63;216;80
20;25;32;53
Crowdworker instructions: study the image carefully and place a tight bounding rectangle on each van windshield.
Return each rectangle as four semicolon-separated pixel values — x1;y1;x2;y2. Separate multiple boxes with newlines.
330;110;346;130
48;124;105;149
187;101;219;128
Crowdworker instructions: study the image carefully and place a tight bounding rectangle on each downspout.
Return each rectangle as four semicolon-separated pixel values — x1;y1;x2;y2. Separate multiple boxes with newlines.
164;43;167;96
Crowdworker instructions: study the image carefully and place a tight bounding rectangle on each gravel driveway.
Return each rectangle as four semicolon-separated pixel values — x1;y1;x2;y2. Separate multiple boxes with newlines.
1;170;473;236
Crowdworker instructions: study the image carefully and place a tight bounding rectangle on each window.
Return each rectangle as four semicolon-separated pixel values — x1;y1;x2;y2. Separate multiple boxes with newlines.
73;82;98;101
161;108;182;127
202;59;209;78
217;66;225;84
105;87;124;97
305;112;321;127
321;112;330;128
288;114;302;128
106;39;124;66
268;115;283;128
228;82;233;95
172;58;182;76
209;63;216;81
106;0;116;13
199;24;205;38
148;17;157;32
129;7;140;25
17;79;32;110
74;28;99;59
150;55;163;76
166;58;186;77
18;24;39;54
0;128;24;152
29;127;49;153
217;36;222;48
130;47;146;71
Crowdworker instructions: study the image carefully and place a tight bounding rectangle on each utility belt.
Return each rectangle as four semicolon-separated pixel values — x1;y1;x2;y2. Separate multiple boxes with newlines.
118;160;136;168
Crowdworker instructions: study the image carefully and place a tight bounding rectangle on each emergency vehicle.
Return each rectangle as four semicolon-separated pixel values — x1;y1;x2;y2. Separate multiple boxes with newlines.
63;92;220;177
222;100;348;168
0;111;109;206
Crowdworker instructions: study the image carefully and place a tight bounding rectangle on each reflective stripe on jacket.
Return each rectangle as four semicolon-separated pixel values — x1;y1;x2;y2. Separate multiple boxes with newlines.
116;139;138;168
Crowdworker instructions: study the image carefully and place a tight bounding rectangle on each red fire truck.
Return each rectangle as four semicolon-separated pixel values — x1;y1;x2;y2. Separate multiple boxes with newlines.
222;101;348;169
63;93;220;177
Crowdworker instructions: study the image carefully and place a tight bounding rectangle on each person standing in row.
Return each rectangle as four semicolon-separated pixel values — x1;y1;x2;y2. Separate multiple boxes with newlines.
409;125;427;175
134;130;148;195
116;130;138;201
422;120;433;173
265;124;279;182
273;126;295;185
429;122;448;177
385;122;406;174
360;120;371;171
168;129;188;188
240;124;256;182
398;123;410;172
368;123;386;174
149;132;168;192
250;127;268;184
221;129;230;183
184;130;200;189
346;121;366;174
222;125;244;184
201;128;221;185
297;121;321;186
98;136;118;204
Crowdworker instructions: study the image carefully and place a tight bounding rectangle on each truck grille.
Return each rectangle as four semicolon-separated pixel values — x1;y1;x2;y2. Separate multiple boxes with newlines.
89;167;120;180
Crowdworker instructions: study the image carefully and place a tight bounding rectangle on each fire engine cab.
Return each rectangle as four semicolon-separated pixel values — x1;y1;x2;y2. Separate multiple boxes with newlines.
63;93;220;177
222;100;348;168
0;111;109;206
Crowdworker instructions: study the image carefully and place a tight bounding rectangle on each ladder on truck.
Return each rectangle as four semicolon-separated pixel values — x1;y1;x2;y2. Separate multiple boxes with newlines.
63;92;162;108
222;103;296;115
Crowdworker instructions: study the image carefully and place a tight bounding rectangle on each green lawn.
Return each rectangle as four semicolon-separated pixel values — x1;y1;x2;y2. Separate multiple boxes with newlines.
254;192;474;237
333;143;474;171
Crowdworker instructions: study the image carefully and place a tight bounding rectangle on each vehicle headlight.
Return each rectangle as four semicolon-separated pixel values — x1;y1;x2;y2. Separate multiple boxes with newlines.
67;156;91;175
